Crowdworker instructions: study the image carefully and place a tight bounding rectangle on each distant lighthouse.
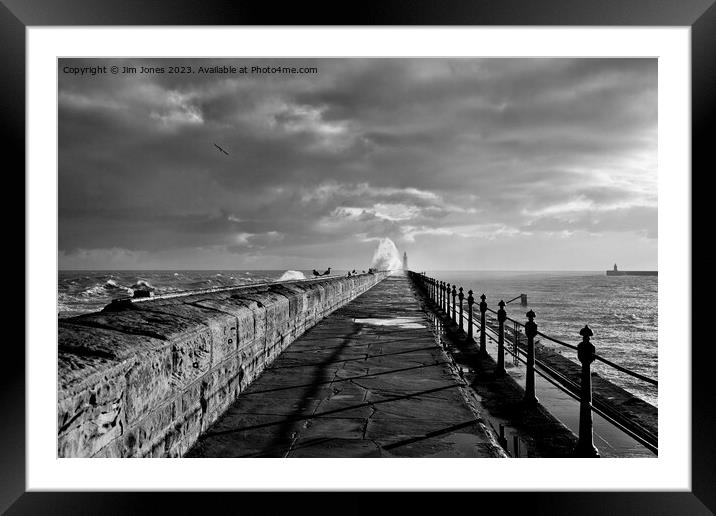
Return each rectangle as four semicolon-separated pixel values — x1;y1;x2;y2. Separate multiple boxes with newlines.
402;251;408;271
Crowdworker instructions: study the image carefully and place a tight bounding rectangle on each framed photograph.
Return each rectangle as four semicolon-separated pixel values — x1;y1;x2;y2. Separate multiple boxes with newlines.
7;0;711;513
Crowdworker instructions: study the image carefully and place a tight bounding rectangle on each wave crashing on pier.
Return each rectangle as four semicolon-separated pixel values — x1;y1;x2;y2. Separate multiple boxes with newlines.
278;270;306;281
370;238;403;274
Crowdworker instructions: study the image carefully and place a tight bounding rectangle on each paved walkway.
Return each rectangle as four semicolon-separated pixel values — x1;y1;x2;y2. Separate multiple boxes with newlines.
187;275;503;457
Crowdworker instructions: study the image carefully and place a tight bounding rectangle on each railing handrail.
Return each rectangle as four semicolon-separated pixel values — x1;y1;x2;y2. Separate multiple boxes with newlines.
592;354;658;386
409;272;658;456
459;286;658;450
495;333;658;452
485;304;655;385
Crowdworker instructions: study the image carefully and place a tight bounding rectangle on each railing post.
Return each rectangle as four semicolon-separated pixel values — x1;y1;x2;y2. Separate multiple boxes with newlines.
523;309;538;405
451;285;457;324
479;294;487;356
439;281;443;309
441;281;445;311
458;287;464;332
496;300;506;376
575;325;599;457
467;290;474;342
446;283;451;315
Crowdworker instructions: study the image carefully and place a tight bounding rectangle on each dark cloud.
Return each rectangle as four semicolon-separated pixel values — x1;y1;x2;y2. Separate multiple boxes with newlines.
59;58;657;270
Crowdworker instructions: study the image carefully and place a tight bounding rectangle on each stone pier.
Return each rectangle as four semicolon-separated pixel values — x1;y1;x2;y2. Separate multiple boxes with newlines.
187;275;504;458
57;273;387;457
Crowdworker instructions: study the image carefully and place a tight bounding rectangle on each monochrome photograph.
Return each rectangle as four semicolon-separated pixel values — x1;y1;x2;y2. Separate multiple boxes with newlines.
57;57;658;459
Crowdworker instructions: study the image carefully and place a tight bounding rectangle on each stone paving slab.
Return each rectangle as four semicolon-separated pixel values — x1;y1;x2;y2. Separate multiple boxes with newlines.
186;275;505;458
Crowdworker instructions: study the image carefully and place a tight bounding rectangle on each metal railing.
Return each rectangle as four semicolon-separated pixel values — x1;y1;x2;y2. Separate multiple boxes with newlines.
409;271;658;456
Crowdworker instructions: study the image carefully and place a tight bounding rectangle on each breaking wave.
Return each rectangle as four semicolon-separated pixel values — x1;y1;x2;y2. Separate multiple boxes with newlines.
131;279;155;291
370;238;403;273
81;278;132;297
278;270;306;281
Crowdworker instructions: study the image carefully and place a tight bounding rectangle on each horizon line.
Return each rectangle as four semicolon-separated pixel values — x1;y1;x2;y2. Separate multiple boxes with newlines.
57;268;659;272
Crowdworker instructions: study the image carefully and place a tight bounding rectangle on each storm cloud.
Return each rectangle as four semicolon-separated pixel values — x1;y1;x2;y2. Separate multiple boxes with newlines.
58;58;657;270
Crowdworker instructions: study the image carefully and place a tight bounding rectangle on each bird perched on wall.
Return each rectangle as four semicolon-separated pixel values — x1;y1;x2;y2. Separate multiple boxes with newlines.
214;143;229;155
351;269;356;275
322;267;332;276
312;269;321;277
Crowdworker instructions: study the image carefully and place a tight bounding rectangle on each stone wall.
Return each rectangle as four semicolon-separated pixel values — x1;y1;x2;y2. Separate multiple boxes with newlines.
57;273;387;458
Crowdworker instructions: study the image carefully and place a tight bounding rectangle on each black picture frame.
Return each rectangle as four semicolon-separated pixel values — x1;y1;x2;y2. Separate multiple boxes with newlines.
5;1;711;513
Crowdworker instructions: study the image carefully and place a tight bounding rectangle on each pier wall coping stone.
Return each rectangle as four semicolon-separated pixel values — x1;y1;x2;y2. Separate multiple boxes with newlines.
57;272;387;457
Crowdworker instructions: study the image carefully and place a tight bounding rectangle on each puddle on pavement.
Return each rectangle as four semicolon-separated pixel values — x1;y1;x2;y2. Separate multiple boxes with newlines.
354;317;427;329
422;298;531;458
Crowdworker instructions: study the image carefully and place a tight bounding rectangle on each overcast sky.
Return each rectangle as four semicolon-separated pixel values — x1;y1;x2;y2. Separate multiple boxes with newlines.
58;58;657;271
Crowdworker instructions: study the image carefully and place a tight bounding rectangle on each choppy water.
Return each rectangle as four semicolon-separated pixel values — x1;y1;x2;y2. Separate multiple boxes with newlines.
58;269;657;406
57;269;327;319
429;271;657;406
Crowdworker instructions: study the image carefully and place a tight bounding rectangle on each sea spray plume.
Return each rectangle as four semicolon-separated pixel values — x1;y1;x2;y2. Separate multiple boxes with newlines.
131;279;155;291
278;270;306;281
131;279;156;298
369;238;403;274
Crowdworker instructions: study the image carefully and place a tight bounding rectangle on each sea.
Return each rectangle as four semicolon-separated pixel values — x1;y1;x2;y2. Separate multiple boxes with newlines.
57;269;657;406
57;269;318;318
429;271;657;407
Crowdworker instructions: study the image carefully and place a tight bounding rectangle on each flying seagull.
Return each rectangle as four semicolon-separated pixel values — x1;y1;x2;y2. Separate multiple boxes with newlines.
214;143;229;155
